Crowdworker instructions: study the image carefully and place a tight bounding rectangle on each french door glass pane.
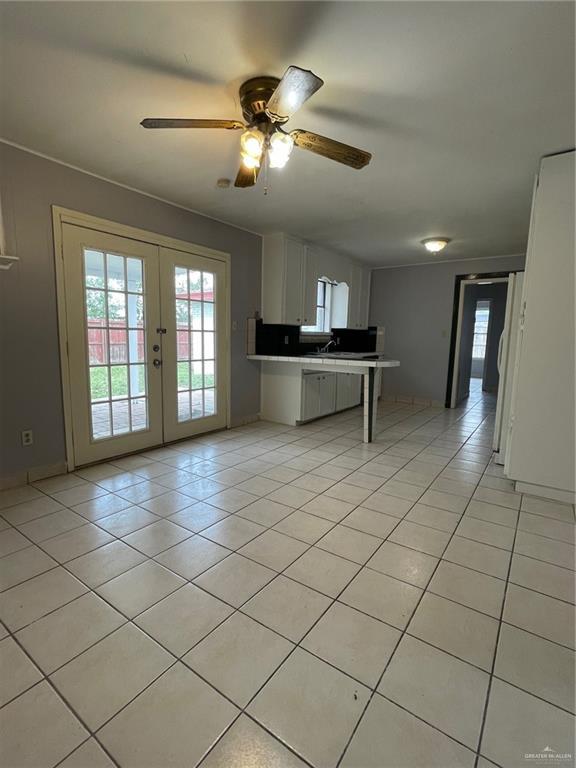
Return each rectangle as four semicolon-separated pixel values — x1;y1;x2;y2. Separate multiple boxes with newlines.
83;248;149;440
174;266;217;422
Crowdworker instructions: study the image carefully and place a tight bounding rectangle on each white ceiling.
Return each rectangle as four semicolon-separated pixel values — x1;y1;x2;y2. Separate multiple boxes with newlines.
1;1;574;266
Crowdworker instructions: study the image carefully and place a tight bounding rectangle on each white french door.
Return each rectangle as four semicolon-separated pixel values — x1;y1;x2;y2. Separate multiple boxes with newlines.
62;224;228;466
160;247;228;443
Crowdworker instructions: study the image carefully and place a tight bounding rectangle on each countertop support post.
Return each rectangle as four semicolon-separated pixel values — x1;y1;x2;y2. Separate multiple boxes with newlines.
363;368;376;442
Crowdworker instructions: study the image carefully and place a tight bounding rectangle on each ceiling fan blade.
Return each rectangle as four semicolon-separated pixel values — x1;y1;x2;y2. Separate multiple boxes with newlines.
141;118;244;130
234;162;261;188
290;129;372;169
265;66;324;123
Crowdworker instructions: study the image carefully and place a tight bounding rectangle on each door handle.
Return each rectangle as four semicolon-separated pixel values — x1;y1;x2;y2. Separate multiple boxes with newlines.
152;358;162;369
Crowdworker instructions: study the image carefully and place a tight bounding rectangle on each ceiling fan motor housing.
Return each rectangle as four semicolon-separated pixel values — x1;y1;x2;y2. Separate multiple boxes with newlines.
239;76;281;124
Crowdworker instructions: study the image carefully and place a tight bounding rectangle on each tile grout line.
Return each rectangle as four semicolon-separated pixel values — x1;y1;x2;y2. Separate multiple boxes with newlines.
472;501;523;768
334;414;514;768
0;398;572;768
14;409;403;768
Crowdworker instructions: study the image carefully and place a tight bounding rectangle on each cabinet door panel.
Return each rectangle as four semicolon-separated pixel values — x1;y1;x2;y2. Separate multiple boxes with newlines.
359;268;371;328
348;263;362;328
347;264;370;328
284;238;305;324
302;246;320;327
319;374;337;416
301;374;321;421
336;373;350;410
336;373;362;410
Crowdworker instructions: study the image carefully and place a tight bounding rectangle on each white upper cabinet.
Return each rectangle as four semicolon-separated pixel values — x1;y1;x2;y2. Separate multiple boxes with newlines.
262;233;371;329
283;237;307;325
262;234;317;326
347;262;371;328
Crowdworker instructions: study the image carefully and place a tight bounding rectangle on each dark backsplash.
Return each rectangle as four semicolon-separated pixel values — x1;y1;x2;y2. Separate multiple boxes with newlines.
254;320;378;356
254;322;301;355
331;327;379;352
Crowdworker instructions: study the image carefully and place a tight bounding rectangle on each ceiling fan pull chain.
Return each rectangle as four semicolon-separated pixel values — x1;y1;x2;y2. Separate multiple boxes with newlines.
263;151;270;196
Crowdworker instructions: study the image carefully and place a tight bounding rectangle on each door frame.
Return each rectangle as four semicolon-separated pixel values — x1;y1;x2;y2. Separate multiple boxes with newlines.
445;272;510;408
52;206;231;470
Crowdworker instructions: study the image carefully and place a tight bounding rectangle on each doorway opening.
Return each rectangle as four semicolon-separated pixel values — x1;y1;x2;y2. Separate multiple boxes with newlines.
471;299;491;384
445;273;510;409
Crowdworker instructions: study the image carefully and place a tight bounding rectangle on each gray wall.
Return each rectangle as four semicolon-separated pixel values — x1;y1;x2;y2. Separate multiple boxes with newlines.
0;143;262;479
368;255;526;404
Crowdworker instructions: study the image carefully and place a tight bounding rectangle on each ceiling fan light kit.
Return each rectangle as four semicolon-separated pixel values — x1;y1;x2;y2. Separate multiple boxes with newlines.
240;128;264;169
268;131;294;168
141;65;372;188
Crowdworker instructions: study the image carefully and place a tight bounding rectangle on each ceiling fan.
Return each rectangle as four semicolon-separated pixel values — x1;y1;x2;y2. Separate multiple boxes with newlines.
141;66;372;188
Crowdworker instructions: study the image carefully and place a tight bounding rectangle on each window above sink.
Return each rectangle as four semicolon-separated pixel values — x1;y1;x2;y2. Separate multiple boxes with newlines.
302;278;349;333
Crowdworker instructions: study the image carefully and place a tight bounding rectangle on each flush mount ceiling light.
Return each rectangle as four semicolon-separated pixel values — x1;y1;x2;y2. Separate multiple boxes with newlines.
421;238;451;253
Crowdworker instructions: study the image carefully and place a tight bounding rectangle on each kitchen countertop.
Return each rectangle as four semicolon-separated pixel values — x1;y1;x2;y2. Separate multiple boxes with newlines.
247;354;400;368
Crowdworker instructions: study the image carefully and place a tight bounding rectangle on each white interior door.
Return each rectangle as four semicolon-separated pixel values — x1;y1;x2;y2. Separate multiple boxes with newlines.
63;224;163;465
62;227;229;466
160;247;228;442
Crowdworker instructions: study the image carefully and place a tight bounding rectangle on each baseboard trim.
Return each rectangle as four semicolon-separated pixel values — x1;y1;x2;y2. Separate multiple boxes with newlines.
0;472;28;490
382;394;445;408
0;417;264;489
514;480;575;505
0;461;68;490
229;414;260;428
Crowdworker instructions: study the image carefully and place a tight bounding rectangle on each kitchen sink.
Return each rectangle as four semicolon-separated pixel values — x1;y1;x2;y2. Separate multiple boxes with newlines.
304;352;381;359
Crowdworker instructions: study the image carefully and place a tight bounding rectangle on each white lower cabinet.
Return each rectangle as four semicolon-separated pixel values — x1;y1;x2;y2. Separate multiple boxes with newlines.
301;372;336;422
259;362;363;426
336;373;362;411
319;374;338;417
300;372;360;423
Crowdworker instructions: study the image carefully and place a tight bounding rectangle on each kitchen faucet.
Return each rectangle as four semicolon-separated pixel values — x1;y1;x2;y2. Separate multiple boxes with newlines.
319;339;337;353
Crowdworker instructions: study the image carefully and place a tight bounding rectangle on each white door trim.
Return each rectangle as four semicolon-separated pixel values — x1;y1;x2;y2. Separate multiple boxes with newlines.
492;273;517;453
449;277;509;409
52;206;231;470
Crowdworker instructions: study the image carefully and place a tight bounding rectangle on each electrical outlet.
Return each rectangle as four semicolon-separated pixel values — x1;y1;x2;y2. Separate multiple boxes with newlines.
21;430;34;447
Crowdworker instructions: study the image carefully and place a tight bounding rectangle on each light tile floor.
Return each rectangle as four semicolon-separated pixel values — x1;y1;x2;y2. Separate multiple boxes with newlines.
1;392;575;767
